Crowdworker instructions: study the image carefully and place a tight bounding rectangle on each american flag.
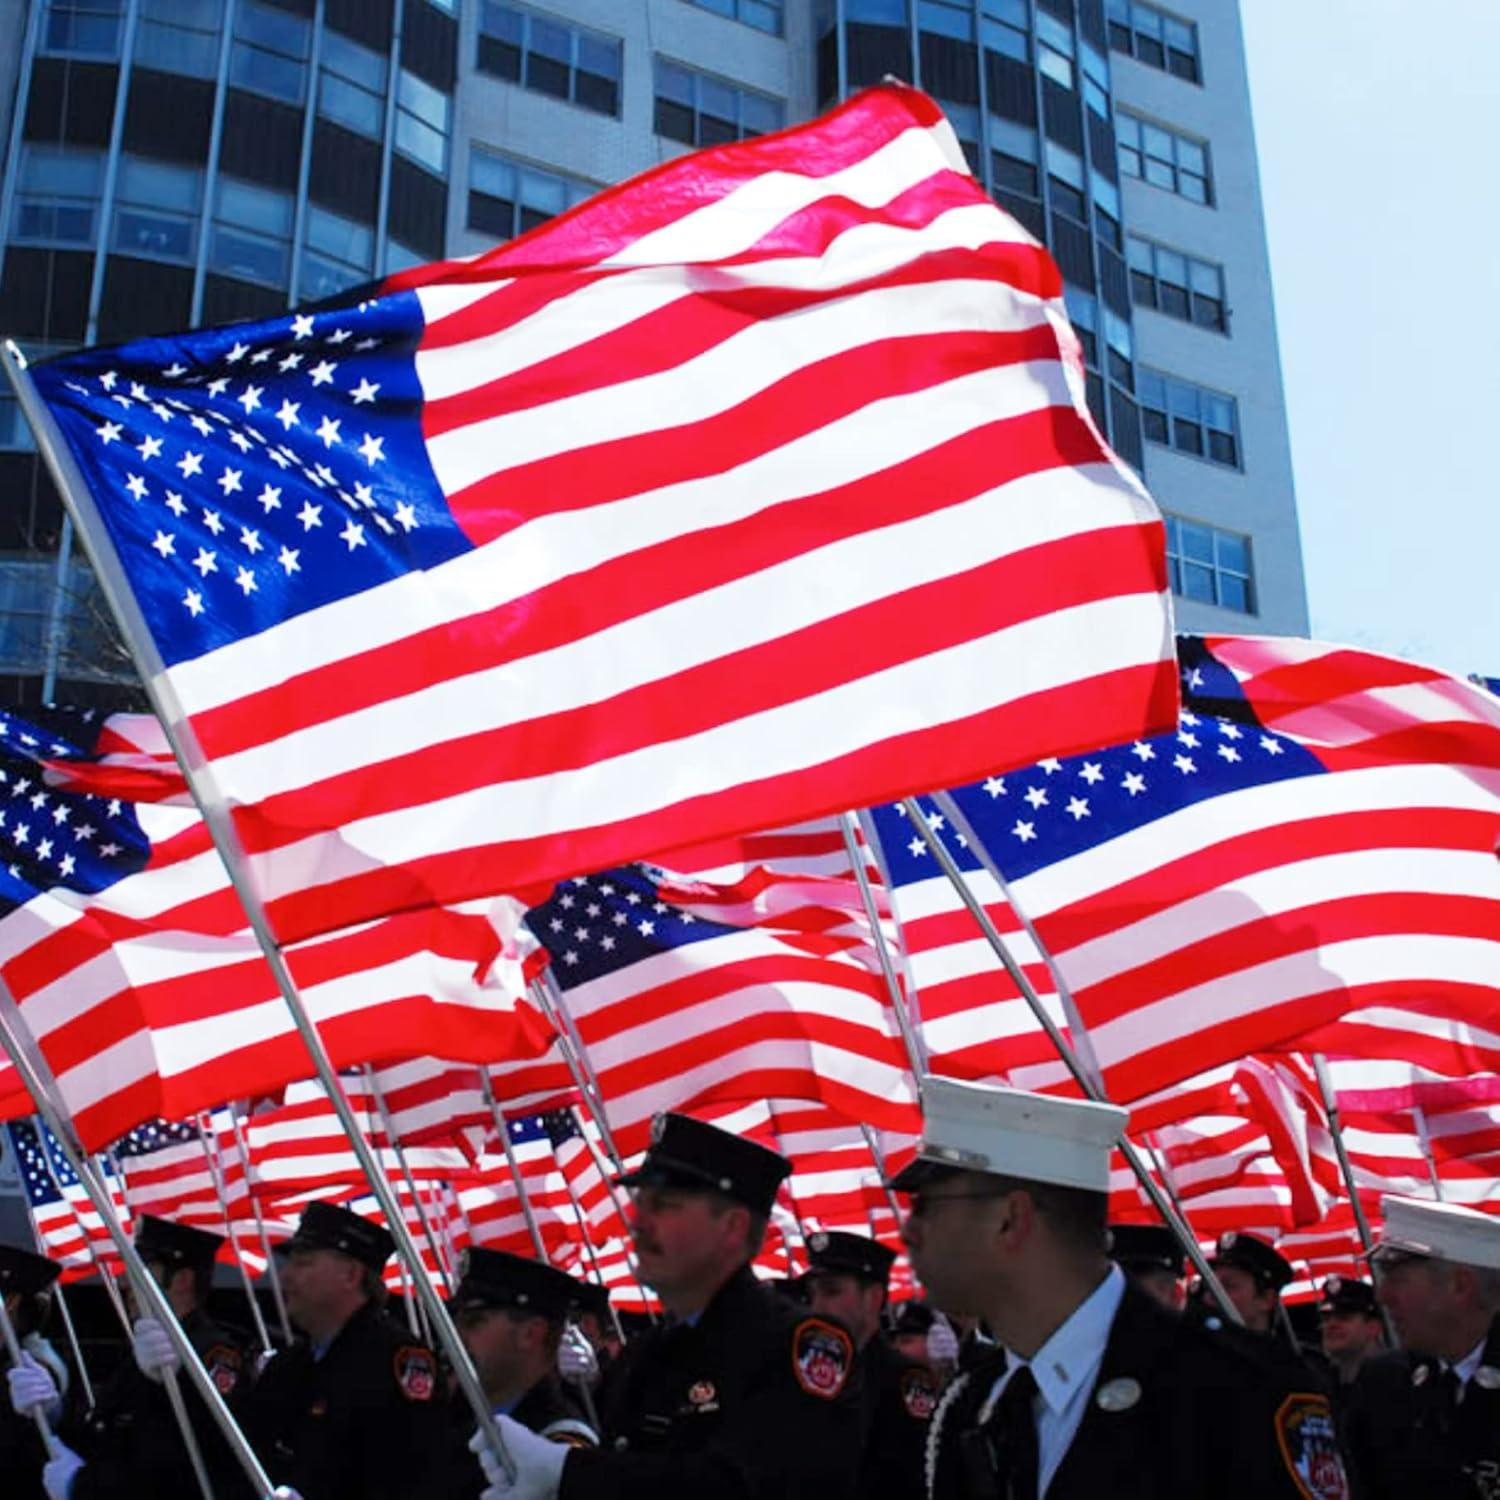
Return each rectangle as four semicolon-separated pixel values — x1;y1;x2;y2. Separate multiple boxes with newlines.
5;1118;130;1274
925;635;1500;1103
28;83;1176;949
524;863;920;1158
0;702;554;1149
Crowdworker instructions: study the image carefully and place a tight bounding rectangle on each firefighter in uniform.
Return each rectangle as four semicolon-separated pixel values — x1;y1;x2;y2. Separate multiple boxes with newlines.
34;1217;246;1500
445;1247;598;1493
233;1201;447;1500
897;1077;1350;1500
1343;1196;1500;1500
471;1111;865;1499
2;1243;66;1500
803;1229;938;1500
1109;1224;1186;1312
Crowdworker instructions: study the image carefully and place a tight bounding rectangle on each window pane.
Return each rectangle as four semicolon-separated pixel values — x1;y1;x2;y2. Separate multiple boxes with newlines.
231;41;306;103
1217;573;1250;613
1178;171;1208;204
217;176;292;235
1141;123;1173;159
114;208;195;260
305;205;372;269
1179;523;1213;563
136;20;220;78
319;73;384;135
1182;561;1215;603
210;224;288;286
1143;158;1174;190
740;91;783;137
1137;370;1165;409
1126;236;1153;272
1203;393;1235;431
481;2;524;45
1155;248;1187;287
656;61;695;105
471;152;517;201
235;0;308;57
1175;138;1206;174
116;158;202;213
576;32;619;81
1167;380;1199;418
1215;532;1249;573
1189;258;1222;296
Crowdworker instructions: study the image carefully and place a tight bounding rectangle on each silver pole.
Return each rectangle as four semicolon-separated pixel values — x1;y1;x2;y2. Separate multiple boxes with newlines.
226;1111;293;1342
1311;1055;1379;1257
0;1008;272;1496
486;1093;550;1265
899;797;1242;1326
858;1122;908;1225
529;975;623;1166
1411;1105;1445;1201
2;341;516;1485
0;1291;61;1456
194;1119;273;1354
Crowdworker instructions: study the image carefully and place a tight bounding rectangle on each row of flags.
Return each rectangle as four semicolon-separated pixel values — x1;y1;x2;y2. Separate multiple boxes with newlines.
0;83;1495;1313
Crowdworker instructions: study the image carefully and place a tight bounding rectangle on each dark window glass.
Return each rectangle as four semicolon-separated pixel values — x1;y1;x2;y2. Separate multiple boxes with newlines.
992;152;1037;195
478;4;622;116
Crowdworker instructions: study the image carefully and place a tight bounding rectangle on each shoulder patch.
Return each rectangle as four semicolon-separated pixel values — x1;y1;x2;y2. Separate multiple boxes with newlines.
900;1365;940;1421
541;1418;599;1448
393;1345;438;1403
792;1317;853;1400
204;1342;243;1396
1274;1393;1349;1500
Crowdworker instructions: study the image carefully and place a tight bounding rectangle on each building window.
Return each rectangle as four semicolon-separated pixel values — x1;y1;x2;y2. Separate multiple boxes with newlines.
1116;110;1211;205
681;0;783;35
654;59;783;146
1164;514;1254;613
301;205;374;301
468;148;594;241
136;0;224;81
981;0;1029;62
395;69;451;174
1106;0;1200;83
477;4;623;117
1035;9;1075;91
209;176;293;289
230;0;311;106
1127;235;1227;331
111;156;202;264
1079;39;1110;117
12;146;103;247
318;31;389;138
40;0;124;58
1139;369;1240;468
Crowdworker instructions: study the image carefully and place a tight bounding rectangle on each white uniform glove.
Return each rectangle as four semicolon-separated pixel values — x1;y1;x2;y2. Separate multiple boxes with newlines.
131;1316;181;1382
926;1312;960;1368
468;1415;571;1500
557;1324;599;1384
8;1351;62;1421
272;1489;305;1499
42;1439;84;1500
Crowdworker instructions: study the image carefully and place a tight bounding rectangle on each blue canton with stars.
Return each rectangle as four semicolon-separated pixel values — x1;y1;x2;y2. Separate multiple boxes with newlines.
115;1118;202;1158
5;1118;91;1208
29;288;472;667
869;636;1326;887
0;708;151;920
523;865;726;991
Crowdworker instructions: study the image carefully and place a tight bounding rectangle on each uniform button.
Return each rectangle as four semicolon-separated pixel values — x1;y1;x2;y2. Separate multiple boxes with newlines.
614;1436;630;1451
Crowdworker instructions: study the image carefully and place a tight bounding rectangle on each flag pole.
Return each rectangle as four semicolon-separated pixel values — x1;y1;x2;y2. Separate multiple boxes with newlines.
0;1287;62;1457
563;1103;657;1319
0;1001;274;1496
898;796;1242;1325
1310;1055;1379;1257
1411;1105;1445;1200
192;1118;274;1354
838;814;929;1084
528;975;624;1166
3;340;517;1485
481;1088;550;1265
225;1111;293;1342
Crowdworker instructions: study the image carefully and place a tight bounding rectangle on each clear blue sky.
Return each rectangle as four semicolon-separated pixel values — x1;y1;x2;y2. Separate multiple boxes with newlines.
1240;0;1500;680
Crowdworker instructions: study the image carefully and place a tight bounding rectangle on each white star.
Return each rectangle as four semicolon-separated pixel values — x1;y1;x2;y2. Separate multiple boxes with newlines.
164;490;187;516
130;381;148;401
1181;711;1199;727
983;775;1006;798
907;835;926;857
238;384;263;413
59;853;75;877
75;823;95;841
1012;820;1036;842
99;370;117;389
278;351;304;372
600;935;615;952
1065;796;1090;821
177;451;204;478
1079;762;1104;785
138;434;163;460
225;341;250;363
227;428;252;453
98;841;120;858
339;519;366;549
188;413;213;436
351;481;375;507
217;467;243;494
1131;741;1156;761
239;526;262;554
97;420;122;444
51;805;69;824
206;377;230;397
1173;754;1197;774
1177;729;1200;748
1121;771;1146;796
357;432;384;466
1220;722;1243;740
150;531;175;558
574;926;590;943
350;377;380;405
354;336;379;351
234;566;256;595
150;401;173;421
192;548;218;576
1185;666;1205;689
638;920;655;937
313;463;336;487
275;398;300;430
559;894;575;909
12;824;27;845
258;484;282;513
296;501;322;530
163;362;186;378
612;911;627;926
327;327;352;345
250;348;272;365
1023;785;1048;810
309;360;337;386
202;508;224;535
124;473;148;501
562;950;578;966
183;588;204;616
1039;757;1061;775
316;415;341;447
36;838;52;859
1217;744;1241;763
291;313;316;340
277;545;300;575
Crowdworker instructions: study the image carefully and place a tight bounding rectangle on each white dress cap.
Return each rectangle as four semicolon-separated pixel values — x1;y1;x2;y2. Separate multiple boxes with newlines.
1376;1196;1500;1272
892;1077;1127;1194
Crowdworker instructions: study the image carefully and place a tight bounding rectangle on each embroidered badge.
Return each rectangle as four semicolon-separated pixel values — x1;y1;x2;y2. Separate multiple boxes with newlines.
393;1346;438;1403
204;1343;242;1397
1095;1377;1141;1413
792;1318;852;1400
688;1381;716;1406
900;1366;940;1420
1275;1394;1350;1500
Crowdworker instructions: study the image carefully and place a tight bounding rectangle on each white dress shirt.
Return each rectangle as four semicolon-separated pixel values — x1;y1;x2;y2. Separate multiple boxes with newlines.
1450;1334;1487;1401
975;1263;1127;1499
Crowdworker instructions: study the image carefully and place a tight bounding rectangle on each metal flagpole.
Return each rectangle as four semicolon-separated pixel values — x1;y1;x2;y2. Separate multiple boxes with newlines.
837;814;929;1083
225;1112;292;1343
899;797;1243;1326
1311;1055;1378;1257
193;1119;273;1354
858;1122;908;1225
529;976;623;1165
2;340;516;1485
484;1092;550;1265
0;1292;61;1457
0;1005;273;1496
1411;1105;1445;1200
564;1106;657;1320
363;1068;456;1297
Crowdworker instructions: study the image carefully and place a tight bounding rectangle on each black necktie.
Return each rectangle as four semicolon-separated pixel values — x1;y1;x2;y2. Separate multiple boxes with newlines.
991;1365;1041;1500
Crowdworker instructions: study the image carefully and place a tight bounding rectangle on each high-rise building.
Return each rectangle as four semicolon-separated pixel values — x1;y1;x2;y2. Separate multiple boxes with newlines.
0;0;1306;712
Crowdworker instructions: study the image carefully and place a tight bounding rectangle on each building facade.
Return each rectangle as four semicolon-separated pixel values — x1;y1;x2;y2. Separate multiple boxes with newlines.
0;0;1305;711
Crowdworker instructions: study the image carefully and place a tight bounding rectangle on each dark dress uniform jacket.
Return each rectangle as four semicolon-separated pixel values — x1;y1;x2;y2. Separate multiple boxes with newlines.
559;1265;865;1500
67;1307;247;1500
858;1333;939;1500
927;1282;1350;1500
443;1373;598;1497
1342;1314;1500;1500
235;1300;446;1500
